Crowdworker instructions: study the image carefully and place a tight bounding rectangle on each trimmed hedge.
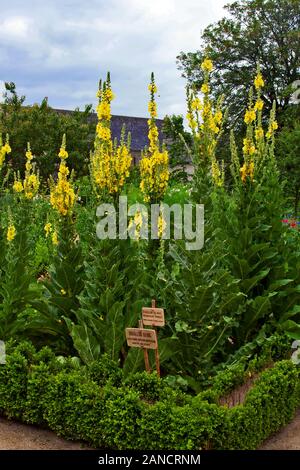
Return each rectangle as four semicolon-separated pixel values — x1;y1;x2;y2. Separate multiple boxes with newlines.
0;343;300;450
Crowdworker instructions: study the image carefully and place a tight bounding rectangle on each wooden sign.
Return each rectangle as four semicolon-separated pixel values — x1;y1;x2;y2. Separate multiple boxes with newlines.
126;328;158;350
142;307;165;327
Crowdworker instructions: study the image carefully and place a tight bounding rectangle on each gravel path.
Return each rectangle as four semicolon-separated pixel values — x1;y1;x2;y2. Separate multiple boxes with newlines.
0;417;92;450
1;411;300;450
260;409;300;450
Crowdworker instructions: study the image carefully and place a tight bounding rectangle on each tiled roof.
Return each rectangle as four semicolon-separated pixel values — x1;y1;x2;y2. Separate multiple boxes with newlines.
54;109;164;151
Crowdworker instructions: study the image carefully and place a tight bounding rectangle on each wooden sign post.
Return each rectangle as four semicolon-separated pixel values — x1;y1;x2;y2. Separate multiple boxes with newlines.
125;299;165;377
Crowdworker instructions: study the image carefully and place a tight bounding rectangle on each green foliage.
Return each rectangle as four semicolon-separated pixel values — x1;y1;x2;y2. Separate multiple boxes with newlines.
277;106;300;214
177;0;300;126
2;344;299;450
216;361;300;449
162;114;192;174
28;221;85;354
66;238;145;364
0;83;94;180
165;242;244;381
88;354;122;387
0;208;36;340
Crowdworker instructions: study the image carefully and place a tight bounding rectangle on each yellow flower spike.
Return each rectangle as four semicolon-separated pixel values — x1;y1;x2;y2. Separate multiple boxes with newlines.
240;160;255;183
254;99;264;111
255;127;264;140
201;83;210;94
25;142;33;161
7;224;16;242
148;82;157;94
58;134;68;159
91;73;132;196
140;73;169;202
44;223;52;237
214;110;223;124
14;142;39;199
201;57;213;72
52;231;59;246
158;213;167;239
0;134;11;169
244;108;256;125
50;136;75;216
254;72;264;90
13;180;23;193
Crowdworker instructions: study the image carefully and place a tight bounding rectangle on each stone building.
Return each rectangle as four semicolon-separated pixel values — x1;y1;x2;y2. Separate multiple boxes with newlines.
54;109;164;164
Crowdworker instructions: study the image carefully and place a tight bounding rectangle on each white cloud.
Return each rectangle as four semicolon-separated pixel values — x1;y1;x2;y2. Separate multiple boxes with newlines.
0;0;233;117
0;16;31;40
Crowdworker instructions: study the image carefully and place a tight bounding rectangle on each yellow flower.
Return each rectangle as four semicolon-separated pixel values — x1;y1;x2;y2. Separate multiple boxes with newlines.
7;224;16;242
4;143;11;154
201;83;210;94
25;150;33;161
254;72;264;90
50;136;75;216
105;88;115;102
96;124;111;141
58;148;68;159
148;101;157;117
186;112;196;130
243;138;257;156
211;157;224;187
148;83;157;94
140;74;169;202
254;99;264;111
240;160;254;183
24;173;39;199
271;121;278;131
266;120;278;139
244;108;256;124
97;101;111;121
91;74;132;196
255;127;264;140
191;98;202;111
208;116;219;134
201;58;213;72
214;110;223;124
0;136;11;169
60;288;66;295
13;180;23;193
52;231;59;246
158;213;167;238
44;223;52;237
203;102;211;116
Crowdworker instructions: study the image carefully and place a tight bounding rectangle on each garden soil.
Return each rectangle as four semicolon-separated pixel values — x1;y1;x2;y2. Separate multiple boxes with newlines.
0;417;92;450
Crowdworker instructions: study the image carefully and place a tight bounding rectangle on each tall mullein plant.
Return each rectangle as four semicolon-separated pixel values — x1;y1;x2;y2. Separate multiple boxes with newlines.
28;136;84;354
229;69;283;250
220;68;289;346
0;210;35;340
0;134;11;195
186;57;225;207
90;72;132;204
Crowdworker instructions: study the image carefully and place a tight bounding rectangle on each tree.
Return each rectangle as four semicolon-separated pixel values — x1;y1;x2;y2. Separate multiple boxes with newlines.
177;0;300;126
162;114;192;171
0;83;95;181
277;104;300;214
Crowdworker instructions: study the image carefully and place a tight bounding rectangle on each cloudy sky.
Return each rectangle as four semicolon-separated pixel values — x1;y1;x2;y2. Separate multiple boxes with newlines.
0;0;231;118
